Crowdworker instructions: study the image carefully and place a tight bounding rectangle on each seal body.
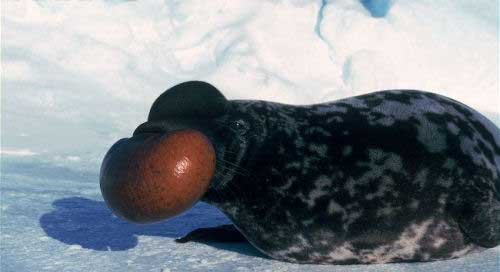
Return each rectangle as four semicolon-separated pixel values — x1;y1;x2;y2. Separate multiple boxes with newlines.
133;82;500;264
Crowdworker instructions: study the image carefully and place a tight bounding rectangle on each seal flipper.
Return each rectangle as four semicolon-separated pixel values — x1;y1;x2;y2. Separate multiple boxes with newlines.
175;224;247;243
456;194;500;248
148;81;227;121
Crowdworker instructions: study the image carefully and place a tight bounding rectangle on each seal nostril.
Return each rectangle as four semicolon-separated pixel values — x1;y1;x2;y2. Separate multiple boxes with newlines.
133;121;169;136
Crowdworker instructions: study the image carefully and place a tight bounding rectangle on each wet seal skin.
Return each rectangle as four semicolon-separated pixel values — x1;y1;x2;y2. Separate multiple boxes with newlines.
100;81;500;264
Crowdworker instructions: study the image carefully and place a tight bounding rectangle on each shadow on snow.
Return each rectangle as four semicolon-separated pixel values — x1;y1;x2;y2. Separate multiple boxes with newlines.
39;197;266;258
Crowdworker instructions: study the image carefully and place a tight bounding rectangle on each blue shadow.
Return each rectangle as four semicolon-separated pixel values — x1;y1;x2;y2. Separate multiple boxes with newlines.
360;0;393;18
39;197;264;257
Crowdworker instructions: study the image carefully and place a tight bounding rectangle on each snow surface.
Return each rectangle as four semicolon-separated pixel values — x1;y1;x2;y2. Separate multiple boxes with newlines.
1;0;499;271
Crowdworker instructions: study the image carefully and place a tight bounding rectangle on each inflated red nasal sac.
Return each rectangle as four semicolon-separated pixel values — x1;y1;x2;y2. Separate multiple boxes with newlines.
100;130;215;223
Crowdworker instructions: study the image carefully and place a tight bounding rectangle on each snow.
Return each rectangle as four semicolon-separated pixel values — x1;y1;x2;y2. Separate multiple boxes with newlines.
1;0;499;271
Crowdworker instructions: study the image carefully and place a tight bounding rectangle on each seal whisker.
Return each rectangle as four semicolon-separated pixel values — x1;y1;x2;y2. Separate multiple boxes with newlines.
216;158;250;175
213;167;255;204
212;172;246;202
215;163;250;178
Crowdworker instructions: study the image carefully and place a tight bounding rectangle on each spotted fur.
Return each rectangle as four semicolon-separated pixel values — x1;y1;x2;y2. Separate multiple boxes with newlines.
141;83;500;264
198;89;500;264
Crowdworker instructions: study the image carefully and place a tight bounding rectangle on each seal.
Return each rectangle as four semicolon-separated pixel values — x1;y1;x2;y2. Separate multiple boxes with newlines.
100;81;500;264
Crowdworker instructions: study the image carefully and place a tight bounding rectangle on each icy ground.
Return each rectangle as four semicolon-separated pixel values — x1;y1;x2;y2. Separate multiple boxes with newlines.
1;0;499;271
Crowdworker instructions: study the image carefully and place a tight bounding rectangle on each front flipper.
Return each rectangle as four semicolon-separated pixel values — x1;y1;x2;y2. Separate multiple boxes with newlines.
176;224;247;243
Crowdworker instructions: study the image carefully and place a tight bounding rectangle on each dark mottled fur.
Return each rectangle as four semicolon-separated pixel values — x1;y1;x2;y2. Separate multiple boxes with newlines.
136;81;500;264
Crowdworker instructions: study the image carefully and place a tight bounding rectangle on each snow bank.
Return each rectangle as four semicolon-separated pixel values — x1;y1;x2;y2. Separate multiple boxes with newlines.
2;0;498;169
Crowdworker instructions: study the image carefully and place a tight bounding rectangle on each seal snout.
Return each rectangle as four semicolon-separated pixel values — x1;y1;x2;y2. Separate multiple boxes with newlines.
100;129;216;224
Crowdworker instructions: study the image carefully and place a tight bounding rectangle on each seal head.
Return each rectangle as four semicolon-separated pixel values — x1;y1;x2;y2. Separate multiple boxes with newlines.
100;81;228;223
99;81;263;223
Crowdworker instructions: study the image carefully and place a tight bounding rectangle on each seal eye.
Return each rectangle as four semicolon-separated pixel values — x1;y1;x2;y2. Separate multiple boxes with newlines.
231;119;250;134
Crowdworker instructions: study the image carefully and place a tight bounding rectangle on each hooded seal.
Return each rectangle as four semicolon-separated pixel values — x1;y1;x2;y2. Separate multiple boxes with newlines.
101;81;500;264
